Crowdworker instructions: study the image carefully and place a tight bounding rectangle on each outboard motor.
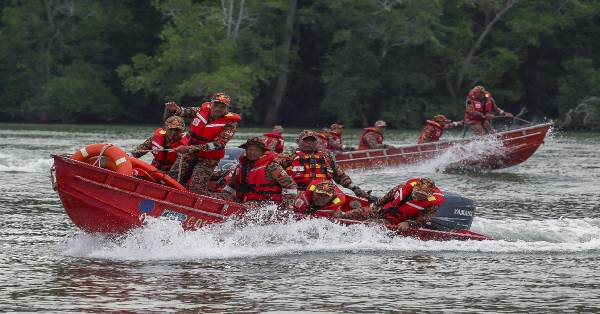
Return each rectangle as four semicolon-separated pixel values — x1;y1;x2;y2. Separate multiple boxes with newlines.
208;147;245;192
424;192;476;231
218;147;245;171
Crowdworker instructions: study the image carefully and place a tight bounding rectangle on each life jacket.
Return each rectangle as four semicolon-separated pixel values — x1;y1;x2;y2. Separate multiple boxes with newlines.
326;131;343;151
358;127;383;150
381;178;445;225
418;120;443;144
233;151;282;202
263;132;284;153
286;151;334;189
151;128;189;171
188;102;241;159
293;180;346;218
465;97;493;122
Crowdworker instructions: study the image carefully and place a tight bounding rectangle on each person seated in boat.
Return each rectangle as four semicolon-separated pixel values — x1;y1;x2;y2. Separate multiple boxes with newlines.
323;123;355;152
336;177;445;231
291;180;347;218
276;130;369;198
263;125;285;153
358;120;394;150
417;115;463;144
164;92;241;194
221;137;297;207
464;85;513;136
131;116;189;172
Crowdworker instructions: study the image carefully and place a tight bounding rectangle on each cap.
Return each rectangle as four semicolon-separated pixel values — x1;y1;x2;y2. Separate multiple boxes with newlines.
374;120;387;127
330;123;344;129
211;92;231;106
239;137;269;150
414;177;436;196
298;130;318;141
165;116;185;130
311;180;336;197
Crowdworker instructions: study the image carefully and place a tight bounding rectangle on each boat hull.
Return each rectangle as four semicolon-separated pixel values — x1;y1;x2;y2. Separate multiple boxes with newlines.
52;155;489;241
334;123;552;170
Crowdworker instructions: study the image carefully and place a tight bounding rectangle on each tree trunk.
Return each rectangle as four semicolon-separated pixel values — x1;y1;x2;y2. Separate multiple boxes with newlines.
263;0;297;126
453;0;519;94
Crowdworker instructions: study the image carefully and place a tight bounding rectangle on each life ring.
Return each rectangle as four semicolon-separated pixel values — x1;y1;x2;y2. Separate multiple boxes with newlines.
71;143;133;175
130;158;187;191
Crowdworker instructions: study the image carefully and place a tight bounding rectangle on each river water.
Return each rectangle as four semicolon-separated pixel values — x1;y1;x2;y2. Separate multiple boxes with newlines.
1;123;599;312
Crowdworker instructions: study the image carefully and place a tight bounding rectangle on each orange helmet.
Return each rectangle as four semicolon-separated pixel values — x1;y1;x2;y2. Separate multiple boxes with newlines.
211;92;231;106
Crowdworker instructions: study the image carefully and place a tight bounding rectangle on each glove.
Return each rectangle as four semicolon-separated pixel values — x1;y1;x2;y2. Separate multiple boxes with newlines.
351;186;369;198
165;101;180;114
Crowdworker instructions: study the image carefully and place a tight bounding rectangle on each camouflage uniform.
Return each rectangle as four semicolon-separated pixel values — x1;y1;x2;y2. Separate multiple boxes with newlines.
167;106;238;194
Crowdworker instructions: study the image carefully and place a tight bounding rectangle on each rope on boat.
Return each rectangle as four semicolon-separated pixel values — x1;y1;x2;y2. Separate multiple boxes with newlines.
96;144;114;169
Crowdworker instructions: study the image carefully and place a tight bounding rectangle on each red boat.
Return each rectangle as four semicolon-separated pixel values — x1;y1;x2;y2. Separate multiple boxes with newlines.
51;154;490;241
334;122;553;170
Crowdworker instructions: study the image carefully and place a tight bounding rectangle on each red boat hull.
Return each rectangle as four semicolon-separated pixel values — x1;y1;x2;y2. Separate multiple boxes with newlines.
52;155;490;241
334;123;553;170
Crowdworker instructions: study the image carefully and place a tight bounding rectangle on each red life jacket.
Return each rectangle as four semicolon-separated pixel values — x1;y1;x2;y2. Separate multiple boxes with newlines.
418;120;443;144
188;102;241;159
263;132;284;153
382;178;445;225
293;180;346;218
358;127;383;150
151;128;189;171
286;151;334;189
233;152;282;202
465;98;493;121
326;132;343;150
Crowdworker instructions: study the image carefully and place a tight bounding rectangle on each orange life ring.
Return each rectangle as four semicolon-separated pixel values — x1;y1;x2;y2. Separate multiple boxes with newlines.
130;158;187;191
71;143;133;175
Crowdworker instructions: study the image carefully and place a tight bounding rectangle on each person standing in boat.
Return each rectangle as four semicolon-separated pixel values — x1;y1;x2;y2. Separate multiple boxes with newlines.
324;123;355;152
131;116;189;172
220;137;297;207
464;85;514;135
276;130;369;198
358;120;394;150
291;179;348;218
164;92;241;194
263;125;285;153
337;177;445;231
417;115;463;144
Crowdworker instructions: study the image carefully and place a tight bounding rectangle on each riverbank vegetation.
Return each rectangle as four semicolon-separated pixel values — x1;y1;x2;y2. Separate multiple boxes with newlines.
1;0;600;128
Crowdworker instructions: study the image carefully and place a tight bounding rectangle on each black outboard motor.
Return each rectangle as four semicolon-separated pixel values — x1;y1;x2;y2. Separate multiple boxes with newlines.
424;192;476;231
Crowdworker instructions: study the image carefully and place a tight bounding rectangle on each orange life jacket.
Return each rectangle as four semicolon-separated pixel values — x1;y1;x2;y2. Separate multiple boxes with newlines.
263;132;284;153
293;180;346;218
382;178;445;225
151;128;189;171
358;127;383;150
233;152;282;202
418;120;443;144
188;102;241;159
465;98;493;121
326;132;343;151
286;151;334;189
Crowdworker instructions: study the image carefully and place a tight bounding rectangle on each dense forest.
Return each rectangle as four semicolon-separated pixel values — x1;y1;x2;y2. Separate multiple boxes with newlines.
1;0;600;128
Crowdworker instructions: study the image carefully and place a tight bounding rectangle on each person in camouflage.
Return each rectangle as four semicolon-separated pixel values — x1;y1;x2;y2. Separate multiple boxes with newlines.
417;114;463;144
131;116;189;172
164;93;241;194
324;123;354;152
336;177;445;231
464;85;513;135
358;120;394;150
220;137;298;207
276;130;369;198
263;125;285;153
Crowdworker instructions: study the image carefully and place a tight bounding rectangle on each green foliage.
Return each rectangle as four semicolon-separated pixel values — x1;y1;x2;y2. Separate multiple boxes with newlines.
2;0;600;127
